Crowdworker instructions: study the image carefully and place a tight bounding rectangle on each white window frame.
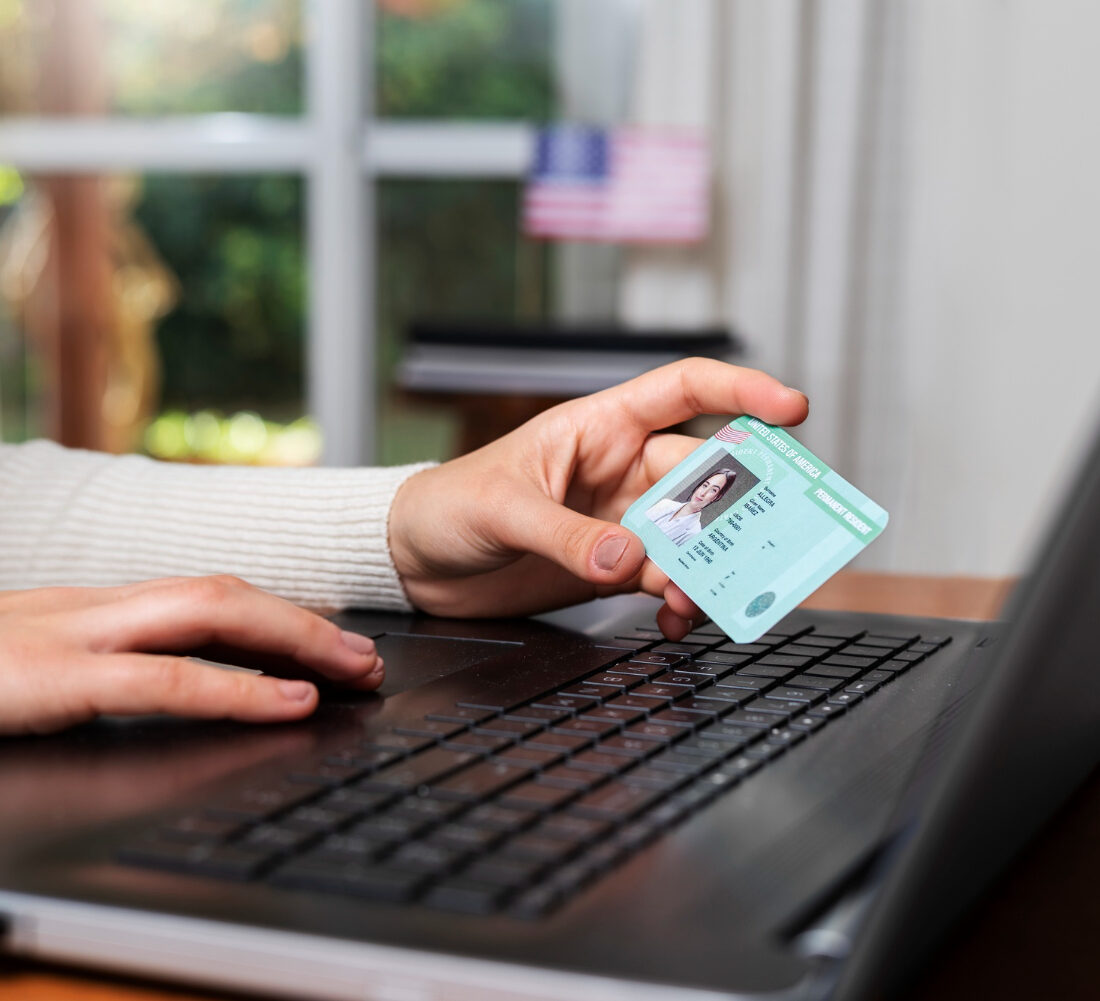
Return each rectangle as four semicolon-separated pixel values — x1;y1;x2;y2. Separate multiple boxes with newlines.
0;0;534;465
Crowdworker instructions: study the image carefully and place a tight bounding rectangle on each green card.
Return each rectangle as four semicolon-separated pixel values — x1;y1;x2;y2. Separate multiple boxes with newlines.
621;417;889;641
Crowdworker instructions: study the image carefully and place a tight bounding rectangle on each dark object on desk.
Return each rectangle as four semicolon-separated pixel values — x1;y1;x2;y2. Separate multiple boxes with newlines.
397;322;741;453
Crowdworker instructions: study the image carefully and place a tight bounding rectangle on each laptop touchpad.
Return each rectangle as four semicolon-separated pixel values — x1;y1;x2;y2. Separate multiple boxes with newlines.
372;633;522;696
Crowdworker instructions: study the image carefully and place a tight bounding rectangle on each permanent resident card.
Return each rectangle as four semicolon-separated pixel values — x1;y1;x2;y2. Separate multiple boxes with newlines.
621;416;889;642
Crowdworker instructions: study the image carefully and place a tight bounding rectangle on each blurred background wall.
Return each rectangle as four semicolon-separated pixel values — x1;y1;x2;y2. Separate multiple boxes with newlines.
1;0;1097;580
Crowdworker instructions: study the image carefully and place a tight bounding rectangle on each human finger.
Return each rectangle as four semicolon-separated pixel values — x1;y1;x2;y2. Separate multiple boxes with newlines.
594;358;808;435
494;489;647;589
77;576;382;687
84;654;322;725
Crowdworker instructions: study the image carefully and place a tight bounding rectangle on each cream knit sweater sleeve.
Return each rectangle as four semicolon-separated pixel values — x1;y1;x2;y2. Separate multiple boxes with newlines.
0;440;434;612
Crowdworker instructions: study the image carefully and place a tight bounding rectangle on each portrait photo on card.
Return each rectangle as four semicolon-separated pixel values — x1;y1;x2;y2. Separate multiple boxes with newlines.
645;452;760;547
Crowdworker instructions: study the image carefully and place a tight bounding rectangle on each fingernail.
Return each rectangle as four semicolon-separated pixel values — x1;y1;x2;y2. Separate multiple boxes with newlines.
786;386;809;405
595;535;629;572
278;680;315;702
340;630;375;656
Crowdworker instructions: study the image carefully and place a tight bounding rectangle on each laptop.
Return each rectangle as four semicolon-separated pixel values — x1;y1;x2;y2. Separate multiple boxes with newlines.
1;417;1098;1001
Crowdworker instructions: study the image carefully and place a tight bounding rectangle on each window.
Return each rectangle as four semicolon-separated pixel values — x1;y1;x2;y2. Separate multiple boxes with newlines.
0;0;641;464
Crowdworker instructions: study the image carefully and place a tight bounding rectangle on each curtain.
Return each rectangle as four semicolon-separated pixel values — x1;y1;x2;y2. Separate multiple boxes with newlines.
624;0;1100;578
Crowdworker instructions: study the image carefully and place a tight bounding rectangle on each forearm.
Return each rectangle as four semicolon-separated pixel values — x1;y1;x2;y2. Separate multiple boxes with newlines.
0;441;432;612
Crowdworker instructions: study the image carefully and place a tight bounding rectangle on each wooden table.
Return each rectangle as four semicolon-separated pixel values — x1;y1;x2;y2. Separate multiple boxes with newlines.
10;572;1090;1001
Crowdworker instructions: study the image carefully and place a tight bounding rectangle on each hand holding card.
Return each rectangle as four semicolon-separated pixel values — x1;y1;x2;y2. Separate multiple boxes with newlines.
622;417;888;641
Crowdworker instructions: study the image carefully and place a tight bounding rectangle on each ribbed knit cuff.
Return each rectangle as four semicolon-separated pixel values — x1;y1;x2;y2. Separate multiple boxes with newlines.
0;441;435;612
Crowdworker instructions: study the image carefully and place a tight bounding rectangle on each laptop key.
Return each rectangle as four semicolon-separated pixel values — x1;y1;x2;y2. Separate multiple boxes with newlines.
692;651;752;668
580;705;646;726
387;842;467;876
586;672;643;691
522;731;592;753
628;652;685;667
492;745;564;770
474;719;543;738
794;635;847;650
646;751;710;776
766;687;825;704
270;857;427;902
617;661;675;679
390;796;467;825
559;683;620;700
756;654;814;669
351;813;432;843
430;761;528;802
311;833;392;864
672;737;738;761
631;682;691;701
356;748;478;793
531;694;600;714
597;734;658;759
551;718;620;739
672;697;728;718
651;671;713;691
502;706;571;724
423;878;514;915
743;697;802;717
537;765;605;791
649;709;708;729
623;721;685;742
428;823;506;853
499;834;581;866
808;702;847;720
714;675;775;693
793;672;850;692
569;781;666;821
500;781;578;812
603;693;669;712
839;644;890;660
532;814;612;844
726;710;784;729
620;766;690;792
736;664;795;680
462;803;539;834
715;642;770;655
845;677;885;696
821;655;877;669
463;857;547;890
242;823;321;853
568;750;635;774
425;707;495;725
789;714;828;733
697;721;766;743
441;732;513;754
511;885;564;919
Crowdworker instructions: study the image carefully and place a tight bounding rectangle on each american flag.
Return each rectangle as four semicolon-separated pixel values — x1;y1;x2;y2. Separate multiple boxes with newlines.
714;423;751;445
522;125;709;243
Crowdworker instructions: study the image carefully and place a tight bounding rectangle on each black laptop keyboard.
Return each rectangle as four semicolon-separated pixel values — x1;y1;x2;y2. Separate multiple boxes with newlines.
119;620;950;918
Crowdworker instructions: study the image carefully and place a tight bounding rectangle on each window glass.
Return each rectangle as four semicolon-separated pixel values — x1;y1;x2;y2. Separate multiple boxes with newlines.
375;0;553;120
0;171;313;463
0;0;303;116
376;177;552;464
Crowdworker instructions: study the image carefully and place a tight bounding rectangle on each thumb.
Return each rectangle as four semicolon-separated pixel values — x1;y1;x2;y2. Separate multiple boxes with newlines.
497;490;646;586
